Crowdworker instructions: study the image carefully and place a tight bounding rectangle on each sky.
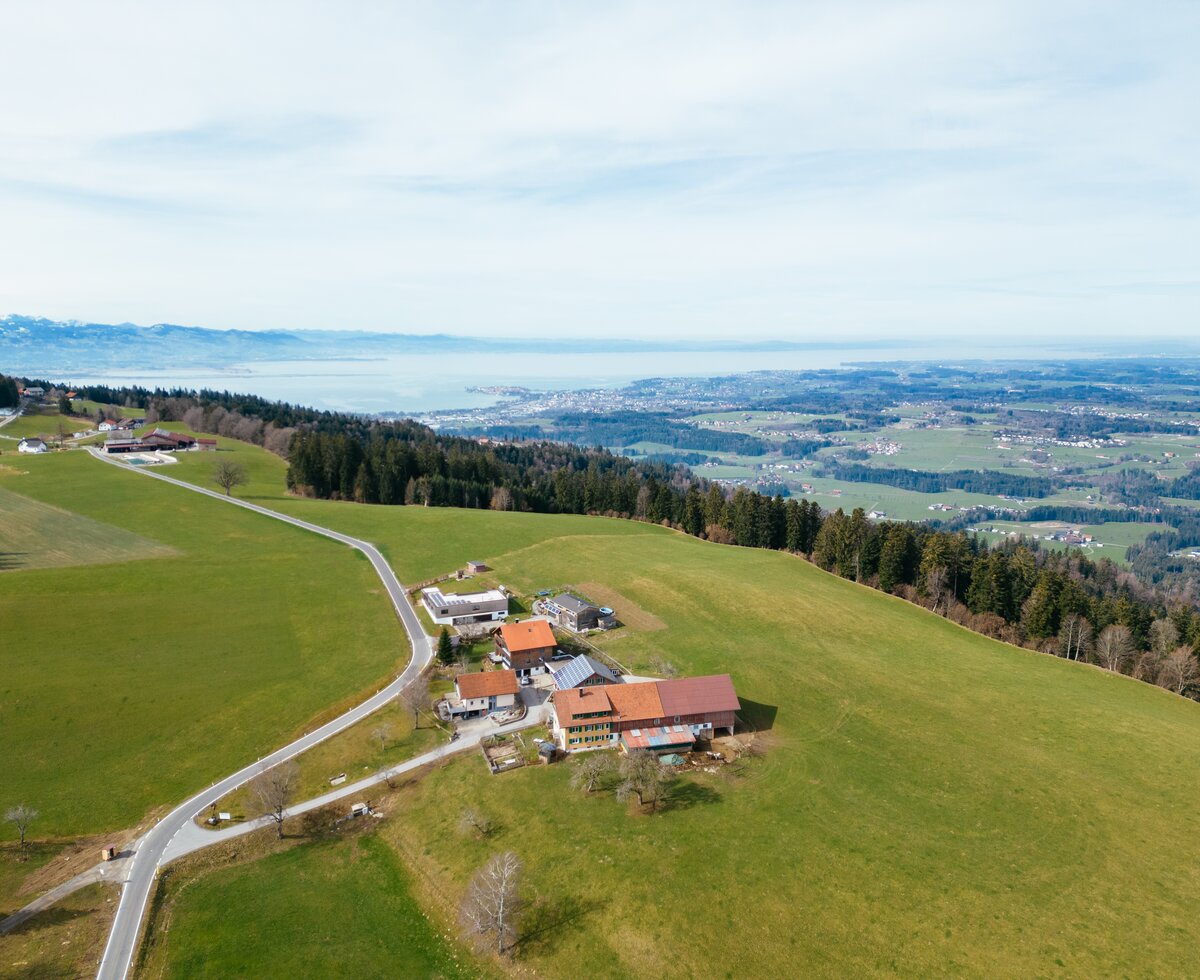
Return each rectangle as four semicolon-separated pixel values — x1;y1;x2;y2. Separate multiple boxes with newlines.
0;1;1197;341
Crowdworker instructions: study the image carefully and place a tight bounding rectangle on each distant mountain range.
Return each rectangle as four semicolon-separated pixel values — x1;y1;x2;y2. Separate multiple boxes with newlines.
0;314;917;376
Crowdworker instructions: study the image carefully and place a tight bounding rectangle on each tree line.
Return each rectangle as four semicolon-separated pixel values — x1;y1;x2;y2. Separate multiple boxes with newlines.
0;375;19;408
820;461;1058;498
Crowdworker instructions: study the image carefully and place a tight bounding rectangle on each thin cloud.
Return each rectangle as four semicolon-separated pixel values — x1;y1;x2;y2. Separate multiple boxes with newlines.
0;0;1195;338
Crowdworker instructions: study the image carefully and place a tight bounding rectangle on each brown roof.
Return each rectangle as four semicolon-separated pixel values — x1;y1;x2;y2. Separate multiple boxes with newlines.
456;669;520;699
552;685;613;727
605;681;665;722
656;675;740;716
498;620;555;653
553;675;738;729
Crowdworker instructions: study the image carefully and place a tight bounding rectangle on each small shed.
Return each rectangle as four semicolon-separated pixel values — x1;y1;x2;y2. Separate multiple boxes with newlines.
538;742;557;764
466;560;489;574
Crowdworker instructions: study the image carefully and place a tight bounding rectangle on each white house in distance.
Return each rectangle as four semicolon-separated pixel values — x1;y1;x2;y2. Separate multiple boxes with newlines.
421;585;509;626
18;437;48;454
445;668;520;719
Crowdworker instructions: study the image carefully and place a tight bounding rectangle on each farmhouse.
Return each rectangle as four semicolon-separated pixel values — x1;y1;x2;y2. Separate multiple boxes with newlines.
141;428;196;450
549;654;619;690
103;434;146;454
496;619;557;677
445;668;520;718
18;437;48;454
421;586;509;626
551;674;739;752
542;593;617;632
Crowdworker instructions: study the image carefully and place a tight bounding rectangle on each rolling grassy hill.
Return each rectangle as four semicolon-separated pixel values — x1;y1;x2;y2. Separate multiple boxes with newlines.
128;437;1200;977
0;452;409;840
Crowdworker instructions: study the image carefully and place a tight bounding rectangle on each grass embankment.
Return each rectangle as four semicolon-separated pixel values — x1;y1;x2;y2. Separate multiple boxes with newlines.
0;452;409;839
137;832;474;980
1;881;118;977
142;447;1200;977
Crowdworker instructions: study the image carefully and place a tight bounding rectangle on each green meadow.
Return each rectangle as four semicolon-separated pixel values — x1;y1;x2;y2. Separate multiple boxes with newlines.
0;484;176;571
0;452;406;839
137;439;1200;977
138;835;476;980
0;403;94;441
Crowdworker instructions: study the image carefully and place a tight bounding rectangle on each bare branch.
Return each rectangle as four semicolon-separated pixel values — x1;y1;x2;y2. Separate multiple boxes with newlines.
460;851;525;954
250;761;299;838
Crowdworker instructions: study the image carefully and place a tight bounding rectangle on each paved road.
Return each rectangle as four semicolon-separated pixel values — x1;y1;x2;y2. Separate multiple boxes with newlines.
0;403;23;437
163;710;542;862
89;449;434;980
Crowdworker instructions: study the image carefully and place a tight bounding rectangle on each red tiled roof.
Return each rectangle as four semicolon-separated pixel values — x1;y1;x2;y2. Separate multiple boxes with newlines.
656;674;740;716
456;669;520;699
499;619;555;653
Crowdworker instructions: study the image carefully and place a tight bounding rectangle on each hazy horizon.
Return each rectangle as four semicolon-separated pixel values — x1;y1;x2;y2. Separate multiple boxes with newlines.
2;2;1197;341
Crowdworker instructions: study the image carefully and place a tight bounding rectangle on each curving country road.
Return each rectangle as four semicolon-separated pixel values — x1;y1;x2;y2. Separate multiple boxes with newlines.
88;449;435;980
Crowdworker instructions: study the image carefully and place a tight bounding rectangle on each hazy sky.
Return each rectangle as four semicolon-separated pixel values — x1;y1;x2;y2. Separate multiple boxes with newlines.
1;1;1196;339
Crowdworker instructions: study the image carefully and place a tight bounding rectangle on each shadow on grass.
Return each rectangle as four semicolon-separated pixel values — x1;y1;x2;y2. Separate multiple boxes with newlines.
516;894;609;957
0;550;29;570
736;699;778;732
659;779;722;812
8;903;97;935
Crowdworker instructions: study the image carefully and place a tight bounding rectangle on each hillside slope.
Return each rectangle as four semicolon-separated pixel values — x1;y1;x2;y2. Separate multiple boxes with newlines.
133;438;1200;976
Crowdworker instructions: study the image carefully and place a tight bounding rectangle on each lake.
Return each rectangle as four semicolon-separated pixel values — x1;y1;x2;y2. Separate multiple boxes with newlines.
48;341;1126;414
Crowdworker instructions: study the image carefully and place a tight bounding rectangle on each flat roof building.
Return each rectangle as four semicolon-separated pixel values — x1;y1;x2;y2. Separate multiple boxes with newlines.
421;586;509;626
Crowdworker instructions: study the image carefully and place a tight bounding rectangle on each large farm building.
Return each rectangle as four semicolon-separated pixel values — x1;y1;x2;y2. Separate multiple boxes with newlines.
551;674;739;753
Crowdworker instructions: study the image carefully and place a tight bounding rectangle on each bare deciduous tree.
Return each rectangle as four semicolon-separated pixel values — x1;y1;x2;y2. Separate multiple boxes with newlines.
401;673;431;728
1093;624;1134;673
457;806;493;839
616;750;673;812
251;761;299;838
1157;646;1200;696
648;656;679;679
460;851;524;955
1149;618;1180;659
1134;649;1162;684
5;804;37;852
569;753;613;794
212;459;248;496
371;723;392;752
925;566;949;616
1057;614;1093;661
